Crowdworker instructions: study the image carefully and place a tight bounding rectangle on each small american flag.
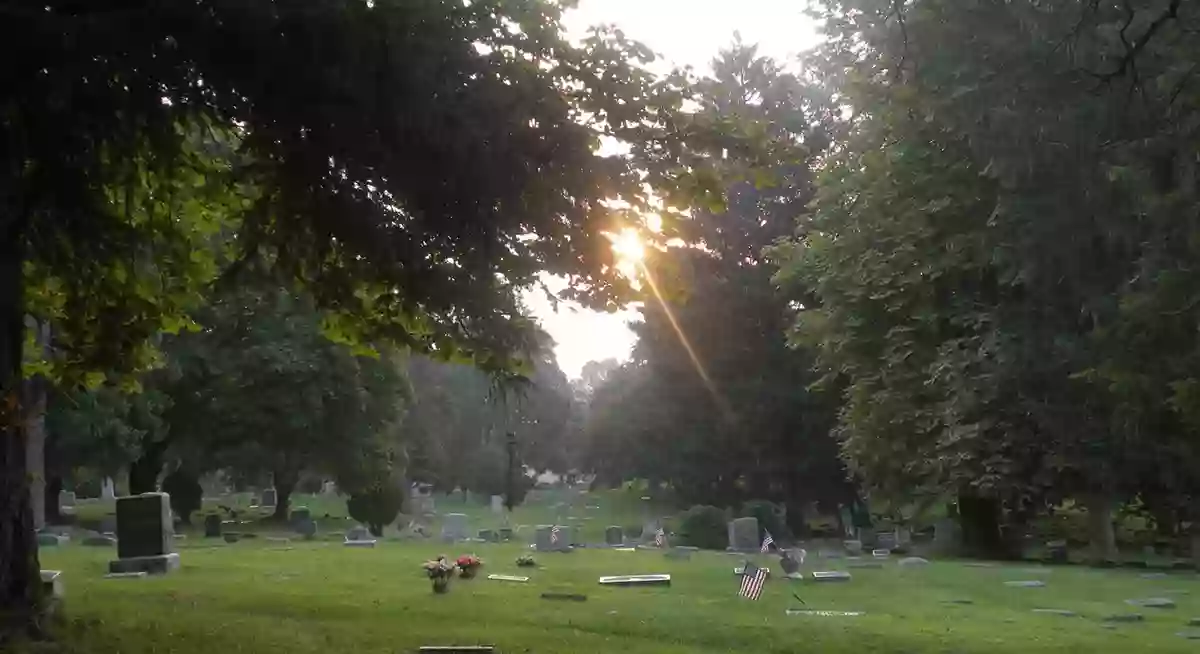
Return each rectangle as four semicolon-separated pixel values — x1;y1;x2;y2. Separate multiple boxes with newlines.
550;525;561;545
654;527;666;548
739;561;768;600
760;530;775;553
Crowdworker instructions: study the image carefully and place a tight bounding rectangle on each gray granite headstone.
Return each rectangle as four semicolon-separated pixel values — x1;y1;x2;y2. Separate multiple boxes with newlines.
346;525;370;541
843;539;863;555
262;488;278;508
1125;597;1176;609
290;507;311;525
605;526;624;546
1005;580;1046;588
779;552;801;575
727;517;759;552
490;495;504;515
898;556;929;566
59;491;77;507
296;518;318;540
498;527;513;541
535;525;572;552
442;513;469;541
812;571;852;582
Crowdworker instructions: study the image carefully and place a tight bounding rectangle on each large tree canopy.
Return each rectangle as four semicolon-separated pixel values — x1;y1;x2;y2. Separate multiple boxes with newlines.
0;0;776;635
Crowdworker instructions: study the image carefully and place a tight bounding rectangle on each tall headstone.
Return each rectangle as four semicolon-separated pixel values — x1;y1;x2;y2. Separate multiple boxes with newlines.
441;513;469;542
262;488;278;509
322;481;338;495
101;477;117;501
490;495;504;515
932;518;961;555
605;526;625;546
108;493;180;575
839;505;855;537
727;517;759;552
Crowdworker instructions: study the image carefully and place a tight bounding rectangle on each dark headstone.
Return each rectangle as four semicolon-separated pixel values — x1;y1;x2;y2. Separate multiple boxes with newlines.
605;526;624;546
204;514;222;538
541;592;588;602
224;533;240;543
116;493;172;559
1104;614;1145;623
498;528;513;541
289;507;311;525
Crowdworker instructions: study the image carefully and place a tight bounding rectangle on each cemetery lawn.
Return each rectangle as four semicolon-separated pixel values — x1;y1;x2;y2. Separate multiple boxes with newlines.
32;543;1200;654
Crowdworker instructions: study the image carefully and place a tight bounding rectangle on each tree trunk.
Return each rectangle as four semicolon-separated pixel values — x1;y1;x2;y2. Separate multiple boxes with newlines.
0;232;41;641
958;493;1010;559
128;437;169;495
23;380;46;533
43;477;62;526
272;469;298;521
1086;494;1118;563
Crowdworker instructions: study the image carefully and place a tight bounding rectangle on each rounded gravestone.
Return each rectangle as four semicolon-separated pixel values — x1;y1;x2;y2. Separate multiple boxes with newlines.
726;517;759;552
203;514;222;538
605;526;624;546
296;518;318;540
289;507;312;525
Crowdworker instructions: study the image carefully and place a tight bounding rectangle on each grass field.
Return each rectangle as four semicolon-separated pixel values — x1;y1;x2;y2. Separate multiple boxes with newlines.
27;539;1200;654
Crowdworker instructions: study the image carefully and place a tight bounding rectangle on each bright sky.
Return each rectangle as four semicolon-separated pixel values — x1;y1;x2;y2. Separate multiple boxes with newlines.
525;1;822;379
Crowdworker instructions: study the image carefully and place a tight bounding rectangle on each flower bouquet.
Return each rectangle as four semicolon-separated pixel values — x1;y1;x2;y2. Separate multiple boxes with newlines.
456;554;483;579
423;556;455;593
515;555;537;568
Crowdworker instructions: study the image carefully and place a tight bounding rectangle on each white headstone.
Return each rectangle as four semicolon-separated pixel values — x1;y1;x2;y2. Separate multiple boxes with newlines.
101;478;116;501
442;513;469;541
491;495;504;515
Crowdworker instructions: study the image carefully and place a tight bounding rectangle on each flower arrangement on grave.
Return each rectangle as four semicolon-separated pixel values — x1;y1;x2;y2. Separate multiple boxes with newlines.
423;556;455;593
456;554;483;579
515;555;537;568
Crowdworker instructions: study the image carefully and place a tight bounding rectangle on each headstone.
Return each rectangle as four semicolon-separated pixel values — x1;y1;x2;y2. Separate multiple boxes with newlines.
322;481;338;495
224;533;240;543
498;527;513;541
203;514;222;538
346;525;370;541
1125;597;1176;609
846;561;884;569
59;491;77;508
442;513;469;542
477;529;495;543
932;518;960;555
1045;540;1069;564
490;495;504;515
876;532;896;551
1189;618;1200;627
40;570;63;601
871;548;891;559
82;534;117;547
289;507;311;524
898;557;929;566
598;574;671;587
418;648;495;653
727;517;759;552
665;546;697;561
839;506;855;537
843;540;863;555
786;610;864;617
541;592;587;602
262;488;278;508
1005;581;1046;588
105;572;148;579
1140;572;1168;579
1103;614;1144;623
37;533;66;547
605;526;624;546
811;571;852;582
487;574;529;583
1177;630;1200;640
101;477;116;501
1031;609;1077;617
894;526;912;548
343;539;377;548
99;516;117;534
296;518;318;540
535;525;571;552
108;493;181;575
779;552;801;575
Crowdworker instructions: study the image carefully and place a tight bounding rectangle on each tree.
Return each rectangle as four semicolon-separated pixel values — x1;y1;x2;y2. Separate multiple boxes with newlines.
579;42;853;521
3;1;779;630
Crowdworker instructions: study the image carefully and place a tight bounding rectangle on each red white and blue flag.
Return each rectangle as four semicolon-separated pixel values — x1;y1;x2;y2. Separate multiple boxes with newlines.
739;561;768;601
760;530;775;553
654;527;666;548
550;525;561;545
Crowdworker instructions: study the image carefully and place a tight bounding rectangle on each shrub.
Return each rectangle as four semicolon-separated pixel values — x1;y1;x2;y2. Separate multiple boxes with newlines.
741;499;791;543
162;470;202;525
347;484;405;537
678;505;728;550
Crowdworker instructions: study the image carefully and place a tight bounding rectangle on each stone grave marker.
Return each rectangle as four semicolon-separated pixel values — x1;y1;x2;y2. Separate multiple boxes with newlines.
1177;630;1200;640
82;534;116;547
37;533;66;547
109;493;180;575
418;647;495;653
498;527;513;541
605;526;624;546
665;546;697;561
727;517;759;552
203;514;222;538
1031;609;1077;617
541;592;587;602
812;571;852;582
105;572;148;579
877;532;896;551
346;525;370;541
1126;597;1176;609
296;517;318;540
847;561;884;569
224;533;240;543
290;506;311;525
59;491;77;508
1005;580;1046;588
899;557;929;566
101;477;116;501
779;551;801;575
442;513;469;542
843;540;863;555
786;610;864;617
479;529;496;543
40;570;63;601
871;548;891;559
490;495;504;515
1104;614;1144;623
1045;540;1069;564
261;488;278;508
487;574;529;583
598;574;671;587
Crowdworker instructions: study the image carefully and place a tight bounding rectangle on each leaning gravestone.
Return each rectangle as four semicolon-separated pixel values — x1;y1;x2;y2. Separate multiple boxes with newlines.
727;517;759;552
261;488;278;508
605;526;624;546
203;514;222;538
442;513;469;542
108;493;180;575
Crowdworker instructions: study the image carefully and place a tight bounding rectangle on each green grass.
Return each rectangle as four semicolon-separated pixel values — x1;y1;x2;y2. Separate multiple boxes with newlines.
28;540;1200;653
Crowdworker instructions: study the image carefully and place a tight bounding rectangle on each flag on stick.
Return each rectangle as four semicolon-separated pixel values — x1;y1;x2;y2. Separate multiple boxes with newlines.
760;530;775;553
739;561;768;600
550;525;561;545
654;527;666;548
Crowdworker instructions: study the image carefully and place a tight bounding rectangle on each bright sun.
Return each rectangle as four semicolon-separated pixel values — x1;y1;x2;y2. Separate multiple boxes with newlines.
608;228;645;278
